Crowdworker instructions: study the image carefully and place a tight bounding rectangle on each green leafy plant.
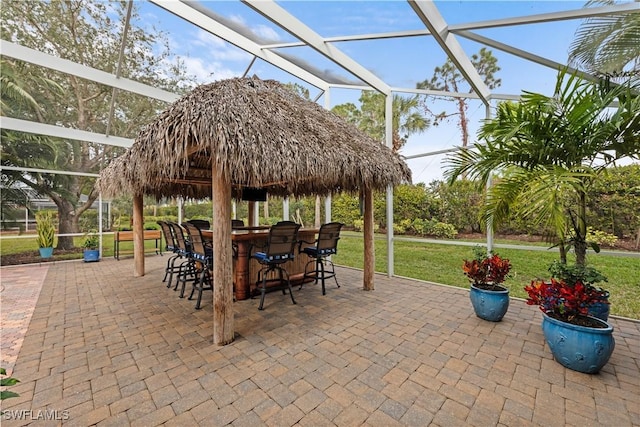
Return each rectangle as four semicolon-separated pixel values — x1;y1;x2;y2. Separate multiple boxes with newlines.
547;260;608;288
445;70;640;267
82;232;99;250
1;367;20;403
35;210;55;248
586;227;618;248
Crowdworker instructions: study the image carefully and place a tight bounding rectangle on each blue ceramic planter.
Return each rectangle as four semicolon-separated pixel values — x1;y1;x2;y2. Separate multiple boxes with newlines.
39;247;53;258
588;292;610;321
588;301;610;322
542;313;615;374
469;284;509;322
83;249;100;262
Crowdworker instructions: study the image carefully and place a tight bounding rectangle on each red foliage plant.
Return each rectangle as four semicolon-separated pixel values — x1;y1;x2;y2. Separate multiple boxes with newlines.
524;279;609;324
463;251;512;290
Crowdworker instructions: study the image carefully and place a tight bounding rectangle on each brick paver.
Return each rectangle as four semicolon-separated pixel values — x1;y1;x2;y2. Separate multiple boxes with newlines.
0;264;49;375
1;256;639;426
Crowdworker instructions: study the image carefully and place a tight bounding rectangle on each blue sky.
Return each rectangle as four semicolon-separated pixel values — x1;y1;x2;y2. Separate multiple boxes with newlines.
137;1;590;184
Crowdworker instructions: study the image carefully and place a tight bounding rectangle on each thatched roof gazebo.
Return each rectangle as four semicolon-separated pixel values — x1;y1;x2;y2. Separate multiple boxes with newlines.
99;76;411;345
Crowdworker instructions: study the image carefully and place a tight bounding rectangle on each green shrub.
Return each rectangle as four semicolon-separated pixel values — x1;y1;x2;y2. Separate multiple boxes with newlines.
353;219;379;233
586;227;618;247
433;222;458;239
82;232;99;249
35;211;56;248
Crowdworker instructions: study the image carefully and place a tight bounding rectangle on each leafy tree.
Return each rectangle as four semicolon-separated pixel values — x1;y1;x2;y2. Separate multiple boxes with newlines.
568;0;640;85
330;193;361;228
417;48;501;147
586;164;640;240
391;183;439;224
429;179;483;233
445;70;640;266
284;82;311;100
332;91;429;151
0;0;194;249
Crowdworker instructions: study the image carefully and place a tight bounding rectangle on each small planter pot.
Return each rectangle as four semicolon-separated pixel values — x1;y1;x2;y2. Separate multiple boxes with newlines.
541;312;615;374
83;249;100;263
469;284;509;322
39;247;54;259
588;291;610;321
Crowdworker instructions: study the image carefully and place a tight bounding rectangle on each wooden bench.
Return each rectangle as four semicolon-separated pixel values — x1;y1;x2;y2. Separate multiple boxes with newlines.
114;230;163;260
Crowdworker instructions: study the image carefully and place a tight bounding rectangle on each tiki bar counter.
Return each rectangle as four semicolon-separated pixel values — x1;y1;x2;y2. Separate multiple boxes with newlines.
202;228;317;301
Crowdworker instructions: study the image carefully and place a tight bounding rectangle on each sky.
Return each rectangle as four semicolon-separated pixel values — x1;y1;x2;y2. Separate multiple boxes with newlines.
136;0;591;184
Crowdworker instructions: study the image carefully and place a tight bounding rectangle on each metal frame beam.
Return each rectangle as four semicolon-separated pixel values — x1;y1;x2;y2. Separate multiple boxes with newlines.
0;40;179;104
408;0;491;105
243;0;391;95
455;31;598;83
449;3;640;31
153;0;329;92
259;3;638;46
1;117;133;148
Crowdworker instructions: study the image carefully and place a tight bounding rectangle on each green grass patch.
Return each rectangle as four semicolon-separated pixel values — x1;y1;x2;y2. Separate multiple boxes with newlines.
0;235;161;260
334;233;640;320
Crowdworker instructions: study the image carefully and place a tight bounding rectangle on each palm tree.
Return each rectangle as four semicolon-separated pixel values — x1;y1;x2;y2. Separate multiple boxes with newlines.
568;0;640;85
332;91;430;152
445;71;640;266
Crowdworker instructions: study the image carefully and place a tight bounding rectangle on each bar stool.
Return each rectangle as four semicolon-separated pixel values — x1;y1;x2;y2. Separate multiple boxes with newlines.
251;221;301;310
299;222;343;295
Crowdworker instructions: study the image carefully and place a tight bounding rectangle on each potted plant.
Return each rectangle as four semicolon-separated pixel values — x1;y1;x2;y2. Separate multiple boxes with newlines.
82;232;100;262
524;276;614;374
547;261;610;321
35;210;55;258
463;246;512;322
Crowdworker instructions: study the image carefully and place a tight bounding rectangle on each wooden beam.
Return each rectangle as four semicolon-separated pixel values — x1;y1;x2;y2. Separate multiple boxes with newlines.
133;194;145;277
212;168;235;345
363;187;374;291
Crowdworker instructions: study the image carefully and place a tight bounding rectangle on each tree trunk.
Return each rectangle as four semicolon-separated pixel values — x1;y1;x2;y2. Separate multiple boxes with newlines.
457;97;469;147
212;172;234;345
575;190;588;266
55;199;78;250
559;242;568;264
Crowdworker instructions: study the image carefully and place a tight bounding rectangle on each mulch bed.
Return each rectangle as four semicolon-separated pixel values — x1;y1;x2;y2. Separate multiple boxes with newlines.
1;248;84;266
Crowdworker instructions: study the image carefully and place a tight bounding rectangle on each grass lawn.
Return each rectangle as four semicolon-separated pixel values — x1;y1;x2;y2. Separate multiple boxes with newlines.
333;233;640;320
0;234;161;260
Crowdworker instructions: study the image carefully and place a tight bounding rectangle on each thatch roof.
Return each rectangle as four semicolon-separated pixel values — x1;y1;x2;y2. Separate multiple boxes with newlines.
98;76;411;199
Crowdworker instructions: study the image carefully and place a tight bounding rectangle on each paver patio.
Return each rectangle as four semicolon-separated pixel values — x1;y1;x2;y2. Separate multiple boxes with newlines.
1;255;638;426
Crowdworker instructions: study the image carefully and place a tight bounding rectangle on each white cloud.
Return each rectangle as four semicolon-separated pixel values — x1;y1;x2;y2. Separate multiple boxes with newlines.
191;29;253;62
177;56;239;84
252;24;280;42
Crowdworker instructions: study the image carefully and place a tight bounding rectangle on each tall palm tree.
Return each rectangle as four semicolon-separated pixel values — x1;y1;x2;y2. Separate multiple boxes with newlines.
568;0;640;84
445;71;640;266
332;91;430;152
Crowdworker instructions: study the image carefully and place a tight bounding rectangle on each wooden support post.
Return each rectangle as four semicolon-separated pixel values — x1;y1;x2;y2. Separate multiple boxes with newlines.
248;201;257;227
212;171;234;345
363;187;374;291
133;193;145;277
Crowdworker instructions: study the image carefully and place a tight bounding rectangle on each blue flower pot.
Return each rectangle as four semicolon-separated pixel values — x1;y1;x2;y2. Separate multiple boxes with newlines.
469;284;509;322
83;249;100;262
542;313;615;374
588;302;610;322
588;292;610;321
39;247;53;258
